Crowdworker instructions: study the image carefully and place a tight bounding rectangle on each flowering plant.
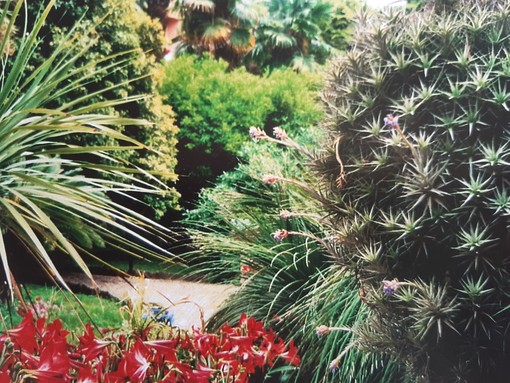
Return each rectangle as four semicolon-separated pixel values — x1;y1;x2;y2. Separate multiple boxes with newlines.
0;311;299;382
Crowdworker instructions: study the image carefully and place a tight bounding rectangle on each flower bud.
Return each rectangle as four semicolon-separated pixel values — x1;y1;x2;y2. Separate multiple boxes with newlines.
316;325;331;337
272;229;289;242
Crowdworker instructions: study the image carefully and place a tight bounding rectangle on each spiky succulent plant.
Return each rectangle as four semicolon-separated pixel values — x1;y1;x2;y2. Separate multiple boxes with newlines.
317;1;510;381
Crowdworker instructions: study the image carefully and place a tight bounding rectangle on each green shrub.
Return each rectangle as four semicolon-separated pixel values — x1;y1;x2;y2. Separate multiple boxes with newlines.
183;129;399;382
160;55;323;202
322;0;359;51
316;1;510;381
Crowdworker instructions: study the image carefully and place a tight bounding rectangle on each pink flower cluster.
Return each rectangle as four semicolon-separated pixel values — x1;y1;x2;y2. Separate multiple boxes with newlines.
0;311;300;382
26;296;60;319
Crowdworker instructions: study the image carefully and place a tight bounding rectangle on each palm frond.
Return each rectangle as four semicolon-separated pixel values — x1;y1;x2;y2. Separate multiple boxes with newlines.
232;0;267;23
229;28;254;51
182;0;215;13
202;19;231;47
267;30;297;48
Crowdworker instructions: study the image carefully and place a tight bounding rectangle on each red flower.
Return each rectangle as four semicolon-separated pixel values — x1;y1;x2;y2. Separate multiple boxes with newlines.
0;371;10;383
78;324;112;362
239;314;266;339
278;340;300;366
194;332;220;358
75;365;98;383
0;311;300;383
23;340;71;383
240;265;254;274
110;339;152;383
185;365;215;383
4;311;42;354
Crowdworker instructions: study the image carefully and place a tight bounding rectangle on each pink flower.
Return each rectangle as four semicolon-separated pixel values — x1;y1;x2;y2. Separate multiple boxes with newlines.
273;127;288;140
279;210;293;220
316;325;331;337
249;126;267;141
272;229;289;242
329;357;340;373
383;278;400;296
262;174;280;184
383;114;399;129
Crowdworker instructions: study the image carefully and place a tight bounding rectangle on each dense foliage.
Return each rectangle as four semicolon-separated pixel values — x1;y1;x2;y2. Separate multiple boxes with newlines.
322;0;359;51
161;55;323;202
172;0;266;68
170;0;337;72
183;129;401;382
0;0;175;291
249;0;334;72
0;311;299;382
316;1;510;381
22;0;179;218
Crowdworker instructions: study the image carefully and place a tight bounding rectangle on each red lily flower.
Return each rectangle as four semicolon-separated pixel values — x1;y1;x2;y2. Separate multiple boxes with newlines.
239;314;266;339
22;340;71;383
3;311;42;354
78;324;112;362
0;371;10;383
111;339;152;383
278;340;300;366
194;332;220;358
75;366;97;383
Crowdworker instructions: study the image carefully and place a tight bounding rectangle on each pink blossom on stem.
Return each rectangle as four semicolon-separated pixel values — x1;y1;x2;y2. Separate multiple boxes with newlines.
272;229;289;242
262;174;280;184
279;210;293;220
315;325;331;337
249;126;267;141
273;127;288;140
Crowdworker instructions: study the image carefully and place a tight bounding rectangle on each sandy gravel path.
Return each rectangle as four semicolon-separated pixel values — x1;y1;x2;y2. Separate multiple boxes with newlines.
64;273;238;330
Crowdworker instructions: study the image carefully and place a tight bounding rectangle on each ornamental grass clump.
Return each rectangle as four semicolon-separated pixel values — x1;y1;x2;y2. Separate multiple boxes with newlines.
317;0;510;381
184;128;401;382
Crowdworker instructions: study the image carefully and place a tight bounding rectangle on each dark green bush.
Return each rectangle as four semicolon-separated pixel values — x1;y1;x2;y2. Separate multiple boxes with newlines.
160;55;323;203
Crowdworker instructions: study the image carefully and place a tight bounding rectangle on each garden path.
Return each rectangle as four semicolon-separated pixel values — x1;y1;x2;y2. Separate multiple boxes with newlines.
64;273;238;330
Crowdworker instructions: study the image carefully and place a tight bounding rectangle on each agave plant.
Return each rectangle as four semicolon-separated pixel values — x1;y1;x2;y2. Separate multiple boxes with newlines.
0;0;175;293
316;0;510;381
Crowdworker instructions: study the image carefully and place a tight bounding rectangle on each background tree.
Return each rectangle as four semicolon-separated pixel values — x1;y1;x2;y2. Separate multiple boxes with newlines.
248;0;334;72
172;0;266;68
322;0;359;51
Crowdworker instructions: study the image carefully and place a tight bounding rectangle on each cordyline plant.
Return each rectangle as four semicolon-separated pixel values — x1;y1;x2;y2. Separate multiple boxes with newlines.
0;310;299;382
0;0;177;293
313;0;510;381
